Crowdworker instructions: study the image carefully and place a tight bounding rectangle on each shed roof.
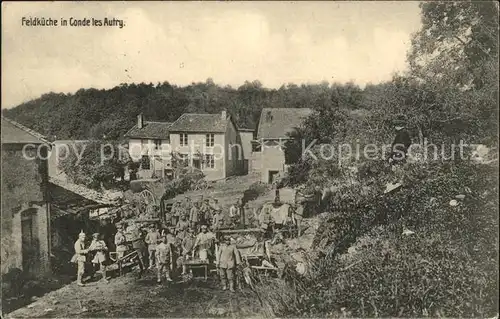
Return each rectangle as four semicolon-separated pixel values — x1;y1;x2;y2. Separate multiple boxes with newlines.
124;121;172;139
49;177;120;206
168;113;228;133
257;108;312;139
1;116;51;145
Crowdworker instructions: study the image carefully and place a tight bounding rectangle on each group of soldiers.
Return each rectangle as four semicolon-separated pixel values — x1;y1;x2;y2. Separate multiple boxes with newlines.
165;196;246;231
71;196;246;291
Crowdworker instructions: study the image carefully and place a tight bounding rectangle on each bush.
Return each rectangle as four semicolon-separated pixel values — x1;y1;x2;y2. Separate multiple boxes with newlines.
260;161;499;317
242;182;269;204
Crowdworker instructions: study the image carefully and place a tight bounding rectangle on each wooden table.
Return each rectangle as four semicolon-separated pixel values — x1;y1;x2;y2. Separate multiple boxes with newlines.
185;261;210;280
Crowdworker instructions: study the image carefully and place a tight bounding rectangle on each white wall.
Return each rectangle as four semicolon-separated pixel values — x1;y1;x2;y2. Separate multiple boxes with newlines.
239;131;254;160
129;138;172;179
259;139;286;183
169;132;225;180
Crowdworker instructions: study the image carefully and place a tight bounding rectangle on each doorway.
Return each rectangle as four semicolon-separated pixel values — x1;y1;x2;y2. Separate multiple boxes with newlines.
21;209;38;273
193;159;201;170
268;170;279;184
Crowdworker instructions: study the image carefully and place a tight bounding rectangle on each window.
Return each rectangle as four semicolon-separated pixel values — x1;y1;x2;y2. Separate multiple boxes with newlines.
180;134;188;146
204;154;215;169
141;155;151;170
154;139;161;150
141;139;148;147
206;133;215;147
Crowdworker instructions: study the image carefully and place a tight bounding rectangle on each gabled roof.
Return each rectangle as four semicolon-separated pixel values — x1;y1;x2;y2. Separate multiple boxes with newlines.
168;113;228;133
124;121;172;139
49;176;120;205
1;116;52;145
257;108;313;139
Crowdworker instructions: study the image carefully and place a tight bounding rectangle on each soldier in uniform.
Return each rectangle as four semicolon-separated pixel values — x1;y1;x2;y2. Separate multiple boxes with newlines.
156;236;173;283
216;235;241;292
189;200;200;231
71;231;89;287
88;233;109;283
114;222;128;259
145;225;161;269
171;200;182;225
175;214;190;240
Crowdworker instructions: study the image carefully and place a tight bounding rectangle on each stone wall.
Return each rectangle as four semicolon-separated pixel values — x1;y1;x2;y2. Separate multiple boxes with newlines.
1;145;50;275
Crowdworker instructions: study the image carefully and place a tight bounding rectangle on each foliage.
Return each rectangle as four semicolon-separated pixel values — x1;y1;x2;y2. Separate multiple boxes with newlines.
160;168;205;200
4;81;367;142
262;161;499;317
57;141;128;190
242;182;269;204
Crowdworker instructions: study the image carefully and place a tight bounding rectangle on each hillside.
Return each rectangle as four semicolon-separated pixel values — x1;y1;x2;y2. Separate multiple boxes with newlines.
2;81;369;141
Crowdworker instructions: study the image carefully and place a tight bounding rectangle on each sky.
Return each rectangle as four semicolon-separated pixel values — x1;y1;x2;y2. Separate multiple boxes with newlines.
2;1;422;109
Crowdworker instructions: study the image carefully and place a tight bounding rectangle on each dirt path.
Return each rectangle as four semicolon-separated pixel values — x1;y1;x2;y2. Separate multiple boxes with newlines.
6;174;321;318
6;270;265;318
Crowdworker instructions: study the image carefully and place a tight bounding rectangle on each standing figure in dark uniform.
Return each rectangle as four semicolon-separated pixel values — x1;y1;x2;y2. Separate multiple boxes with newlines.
390;123;412;164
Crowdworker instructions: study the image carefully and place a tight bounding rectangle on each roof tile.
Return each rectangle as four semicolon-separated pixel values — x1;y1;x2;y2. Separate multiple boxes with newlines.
168;113;227;133
1;116;51;145
257;108;312;139
124;121;172;139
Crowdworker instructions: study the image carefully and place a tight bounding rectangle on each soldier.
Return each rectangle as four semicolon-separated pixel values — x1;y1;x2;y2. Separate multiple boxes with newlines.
177;227;196;275
216;235;241;292
145;225;160;269
193;224;215;260
212;207;225;231
175;214;190;240
131;224;147;269
88;233;109;283
199;198;211;227
390;121;412;165
114;222;128;259
183;197;193;218
156;236;173;283
189;200;200;231
71;231;89;287
171;200;182;225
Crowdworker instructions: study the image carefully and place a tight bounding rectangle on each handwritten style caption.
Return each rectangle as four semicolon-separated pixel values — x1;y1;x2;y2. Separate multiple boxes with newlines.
21;17;125;29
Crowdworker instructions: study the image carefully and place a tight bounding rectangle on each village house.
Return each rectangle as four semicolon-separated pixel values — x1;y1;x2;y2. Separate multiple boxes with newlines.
252;108;313;183
125;110;248;181
1;116;52;276
1;117;120;277
124;116;173;180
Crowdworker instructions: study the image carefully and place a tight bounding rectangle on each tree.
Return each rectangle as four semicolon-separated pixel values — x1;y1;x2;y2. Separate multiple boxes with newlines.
403;1;499;144
58;141;128;190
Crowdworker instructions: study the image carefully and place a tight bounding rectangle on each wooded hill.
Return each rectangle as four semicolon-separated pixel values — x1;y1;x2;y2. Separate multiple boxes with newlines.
3;80;370;141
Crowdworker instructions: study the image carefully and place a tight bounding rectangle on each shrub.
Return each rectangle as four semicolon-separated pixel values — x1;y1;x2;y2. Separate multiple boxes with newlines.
242;182;269;204
260;161;499;317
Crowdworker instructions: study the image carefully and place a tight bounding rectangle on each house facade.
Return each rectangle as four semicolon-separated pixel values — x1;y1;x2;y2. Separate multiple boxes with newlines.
1;116;52;276
124;115;173;179
168;110;244;180
253;108;312;183
125;111;247;181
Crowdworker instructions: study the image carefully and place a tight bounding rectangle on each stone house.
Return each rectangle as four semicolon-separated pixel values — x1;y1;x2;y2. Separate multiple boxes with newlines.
1;116;52;275
253;108;312;183
125;111;248;181
124;118;174;180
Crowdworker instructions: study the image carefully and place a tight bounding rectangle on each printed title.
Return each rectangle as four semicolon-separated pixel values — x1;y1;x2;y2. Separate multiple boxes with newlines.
21;17;125;28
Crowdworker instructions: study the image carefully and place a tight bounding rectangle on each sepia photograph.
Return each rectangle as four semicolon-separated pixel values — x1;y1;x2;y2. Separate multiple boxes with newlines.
1;1;498;318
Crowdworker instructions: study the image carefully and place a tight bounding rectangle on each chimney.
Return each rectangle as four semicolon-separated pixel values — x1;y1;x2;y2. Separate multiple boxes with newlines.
221;110;227;120
137;113;144;129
